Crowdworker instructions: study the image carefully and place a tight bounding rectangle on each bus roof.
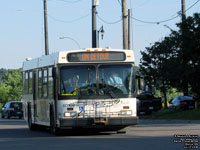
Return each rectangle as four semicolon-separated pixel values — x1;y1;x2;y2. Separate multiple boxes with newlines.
22;48;135;71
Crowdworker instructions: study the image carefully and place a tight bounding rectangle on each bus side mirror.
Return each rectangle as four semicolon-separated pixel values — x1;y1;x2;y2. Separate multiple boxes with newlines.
138;78;145;91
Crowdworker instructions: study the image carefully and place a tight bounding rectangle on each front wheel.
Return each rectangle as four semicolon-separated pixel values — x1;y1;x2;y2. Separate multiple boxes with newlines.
1;113;4;119
5;112;10;119
50;105;59;135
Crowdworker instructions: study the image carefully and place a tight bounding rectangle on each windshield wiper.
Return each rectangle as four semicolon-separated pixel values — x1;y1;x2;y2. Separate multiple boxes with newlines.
106;89;120;104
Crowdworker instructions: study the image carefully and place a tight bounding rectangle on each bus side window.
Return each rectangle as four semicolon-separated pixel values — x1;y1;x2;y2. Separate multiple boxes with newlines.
23;72;26;94
29;72;33;94
43;69;48;98
38;70;43;98
25;72;29;94
48;67;53;98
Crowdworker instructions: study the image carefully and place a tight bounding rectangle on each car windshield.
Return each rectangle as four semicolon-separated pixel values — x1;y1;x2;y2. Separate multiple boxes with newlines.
59;64;135;97
10;103;22;109
179;96;193;101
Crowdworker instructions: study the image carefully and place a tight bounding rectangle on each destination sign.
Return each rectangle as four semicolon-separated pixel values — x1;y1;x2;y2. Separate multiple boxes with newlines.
67;52;126;62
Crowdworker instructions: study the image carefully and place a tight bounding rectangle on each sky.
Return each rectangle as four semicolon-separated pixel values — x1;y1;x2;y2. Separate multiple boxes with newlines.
0;0;200;69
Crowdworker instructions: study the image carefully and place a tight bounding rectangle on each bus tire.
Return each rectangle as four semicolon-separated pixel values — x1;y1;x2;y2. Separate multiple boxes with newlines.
28;104;37;131
117;130;126;134
50;105;59;135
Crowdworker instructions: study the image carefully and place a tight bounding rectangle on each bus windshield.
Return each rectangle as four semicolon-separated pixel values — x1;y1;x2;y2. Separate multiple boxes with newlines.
60;65;97;96
59;64;135;97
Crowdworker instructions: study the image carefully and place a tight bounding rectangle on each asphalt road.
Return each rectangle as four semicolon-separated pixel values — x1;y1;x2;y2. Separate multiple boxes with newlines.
0;117;199;150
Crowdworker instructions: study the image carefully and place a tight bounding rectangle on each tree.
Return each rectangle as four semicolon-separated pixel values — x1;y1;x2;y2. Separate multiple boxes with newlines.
140;13;200;108
140;34;179;109
181;13;200;100
0;83;9;105
3;69;22;101
0;68;8;82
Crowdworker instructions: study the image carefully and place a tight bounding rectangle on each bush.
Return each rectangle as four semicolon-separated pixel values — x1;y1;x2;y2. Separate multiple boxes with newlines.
0;103;3;112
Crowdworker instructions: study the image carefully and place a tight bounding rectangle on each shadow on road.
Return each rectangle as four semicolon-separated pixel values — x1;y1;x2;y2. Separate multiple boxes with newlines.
0;126;115;138
0;128;53;138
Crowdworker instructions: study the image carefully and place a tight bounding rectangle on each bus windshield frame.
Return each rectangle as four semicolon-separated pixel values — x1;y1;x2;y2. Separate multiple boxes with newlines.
58;64;136;100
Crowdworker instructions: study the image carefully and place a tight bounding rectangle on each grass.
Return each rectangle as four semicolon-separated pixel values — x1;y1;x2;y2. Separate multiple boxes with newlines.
139;108;200;120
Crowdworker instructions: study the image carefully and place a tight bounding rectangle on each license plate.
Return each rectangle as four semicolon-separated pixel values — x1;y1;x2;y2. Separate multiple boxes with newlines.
17;112;22;114
149;107;154;110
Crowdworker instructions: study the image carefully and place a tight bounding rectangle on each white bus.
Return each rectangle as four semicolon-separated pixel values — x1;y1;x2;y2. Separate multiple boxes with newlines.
22;48;138;134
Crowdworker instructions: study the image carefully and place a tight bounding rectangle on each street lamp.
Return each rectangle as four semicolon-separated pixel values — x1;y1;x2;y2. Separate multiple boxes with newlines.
59;37;81;49
97;25;105;48
164;25;173;32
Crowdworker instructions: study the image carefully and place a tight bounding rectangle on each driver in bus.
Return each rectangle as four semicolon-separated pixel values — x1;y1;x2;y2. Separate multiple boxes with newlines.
62;78;73;94
108;72;123;86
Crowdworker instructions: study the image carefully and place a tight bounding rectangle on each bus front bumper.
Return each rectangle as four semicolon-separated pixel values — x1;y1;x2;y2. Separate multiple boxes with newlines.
59;117;138;129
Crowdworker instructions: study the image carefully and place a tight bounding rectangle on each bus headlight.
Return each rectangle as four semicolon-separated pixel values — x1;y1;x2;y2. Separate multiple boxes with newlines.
120;110;132;116
64;111;77;117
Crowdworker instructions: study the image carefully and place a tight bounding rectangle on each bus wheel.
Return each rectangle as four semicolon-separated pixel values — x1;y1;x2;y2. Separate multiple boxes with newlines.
28;105;37;131
117;130;126;134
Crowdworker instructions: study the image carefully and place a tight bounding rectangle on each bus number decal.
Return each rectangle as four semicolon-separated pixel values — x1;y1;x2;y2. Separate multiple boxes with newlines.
63;104;75;108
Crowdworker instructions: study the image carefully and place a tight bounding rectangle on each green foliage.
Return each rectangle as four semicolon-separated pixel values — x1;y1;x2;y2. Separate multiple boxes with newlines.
0;83;9;104
4;69;22;101
140;13;200;106
183;14;200;99
139;34;179;108
0;69;22;104
0;68;8;82
0;103;3;111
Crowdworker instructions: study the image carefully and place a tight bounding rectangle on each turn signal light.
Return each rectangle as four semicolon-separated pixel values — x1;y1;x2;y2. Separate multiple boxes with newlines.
123;106;129;109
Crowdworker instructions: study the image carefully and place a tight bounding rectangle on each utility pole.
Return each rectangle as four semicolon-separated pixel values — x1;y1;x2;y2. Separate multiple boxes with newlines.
181;0;186;22
128;9;131;50
122;0;128;49
181;0;188;96
92;0;99;48
44;0;49;55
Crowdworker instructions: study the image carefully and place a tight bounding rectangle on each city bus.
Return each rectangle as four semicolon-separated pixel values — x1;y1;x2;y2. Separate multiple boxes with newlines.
22;48;138;134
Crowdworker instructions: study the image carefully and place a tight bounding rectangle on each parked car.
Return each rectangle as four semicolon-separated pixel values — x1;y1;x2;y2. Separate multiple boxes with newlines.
169;96;195;110
1;101;23;119
137;91;162;115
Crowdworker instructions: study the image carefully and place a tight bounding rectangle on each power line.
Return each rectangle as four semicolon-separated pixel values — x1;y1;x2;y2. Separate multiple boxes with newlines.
131;0;200;24
117;0;121;6
97;14;122;24
131;15;180;24
48;12;91;23
185;0;200;11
